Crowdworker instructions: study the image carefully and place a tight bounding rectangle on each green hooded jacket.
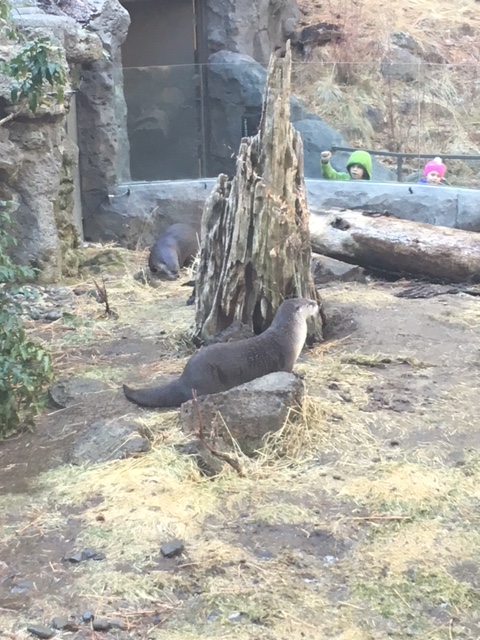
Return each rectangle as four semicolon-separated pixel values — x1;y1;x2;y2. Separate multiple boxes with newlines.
321;150;372;181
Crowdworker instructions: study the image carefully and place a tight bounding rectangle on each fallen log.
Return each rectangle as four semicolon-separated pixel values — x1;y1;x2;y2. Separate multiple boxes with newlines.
309;209;480;284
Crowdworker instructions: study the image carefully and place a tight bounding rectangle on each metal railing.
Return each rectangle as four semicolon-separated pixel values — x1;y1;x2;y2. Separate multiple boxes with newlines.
331;146;480;182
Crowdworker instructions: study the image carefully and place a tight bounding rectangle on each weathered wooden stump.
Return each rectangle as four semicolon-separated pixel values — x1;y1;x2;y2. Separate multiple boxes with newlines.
194;43;323;344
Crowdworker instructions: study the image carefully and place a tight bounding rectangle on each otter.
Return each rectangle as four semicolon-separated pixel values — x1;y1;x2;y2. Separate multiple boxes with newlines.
148;223;199;280
123;297;319;408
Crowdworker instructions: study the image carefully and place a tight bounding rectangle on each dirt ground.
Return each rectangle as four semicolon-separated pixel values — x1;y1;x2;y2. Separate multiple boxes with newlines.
1;253;480;640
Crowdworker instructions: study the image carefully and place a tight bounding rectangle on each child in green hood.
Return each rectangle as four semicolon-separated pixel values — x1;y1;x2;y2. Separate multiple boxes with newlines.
321;149;372;180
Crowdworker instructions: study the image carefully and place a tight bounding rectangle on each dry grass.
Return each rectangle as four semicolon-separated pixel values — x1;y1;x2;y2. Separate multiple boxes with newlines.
2;249;480;638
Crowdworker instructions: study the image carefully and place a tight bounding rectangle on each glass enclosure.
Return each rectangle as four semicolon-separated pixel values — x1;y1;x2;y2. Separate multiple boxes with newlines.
122;61;480;188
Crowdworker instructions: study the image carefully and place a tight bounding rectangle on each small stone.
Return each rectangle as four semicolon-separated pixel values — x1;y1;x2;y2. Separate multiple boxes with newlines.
82;611;94;622
11;579;34;594
92;552;106;561
160;539;184;558
29;308;41;320
207;610;220;622
228;611;243;623
108;619;126;630
26;626;55;639
92;618;110;631
63;551;84;563
44;310;62;322
51;616;73;630
332;474;343;481
81;548;97;560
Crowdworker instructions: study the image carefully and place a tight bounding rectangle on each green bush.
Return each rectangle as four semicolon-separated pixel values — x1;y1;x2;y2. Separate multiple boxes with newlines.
0;210;53;437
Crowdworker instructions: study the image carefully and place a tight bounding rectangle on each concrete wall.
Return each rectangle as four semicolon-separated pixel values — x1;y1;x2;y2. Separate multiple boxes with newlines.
84;178;480;246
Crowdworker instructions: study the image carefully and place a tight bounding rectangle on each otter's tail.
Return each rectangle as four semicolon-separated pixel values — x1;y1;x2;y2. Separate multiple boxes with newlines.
123;380;188;408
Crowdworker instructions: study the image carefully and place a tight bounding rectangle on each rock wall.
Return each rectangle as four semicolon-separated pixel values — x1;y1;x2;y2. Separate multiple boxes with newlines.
203;0;298;63
3;0;131;280
3;3;104;281
75;0;131;235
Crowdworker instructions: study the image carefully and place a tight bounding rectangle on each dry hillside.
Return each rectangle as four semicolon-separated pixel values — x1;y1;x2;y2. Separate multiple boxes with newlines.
293;0;480;184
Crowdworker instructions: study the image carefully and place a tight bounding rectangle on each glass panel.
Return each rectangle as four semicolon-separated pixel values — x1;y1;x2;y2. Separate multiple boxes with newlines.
123;64;202;181
120;61;480;188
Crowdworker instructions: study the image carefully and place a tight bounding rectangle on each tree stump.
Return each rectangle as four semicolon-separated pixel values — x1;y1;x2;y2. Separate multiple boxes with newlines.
194;43;323;344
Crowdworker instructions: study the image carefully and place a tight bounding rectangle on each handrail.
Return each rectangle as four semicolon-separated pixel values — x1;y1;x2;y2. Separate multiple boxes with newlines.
331;145;480;182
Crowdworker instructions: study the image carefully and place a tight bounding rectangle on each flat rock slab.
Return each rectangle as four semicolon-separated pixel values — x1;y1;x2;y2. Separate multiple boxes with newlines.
180;372;305;456
69;417;151;465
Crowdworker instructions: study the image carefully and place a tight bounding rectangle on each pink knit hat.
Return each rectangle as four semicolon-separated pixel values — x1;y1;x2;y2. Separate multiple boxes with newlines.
423;157;446;178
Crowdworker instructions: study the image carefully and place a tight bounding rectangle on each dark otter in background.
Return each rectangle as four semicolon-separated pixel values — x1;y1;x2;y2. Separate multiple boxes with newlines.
148;223;199;279
123;297;319;408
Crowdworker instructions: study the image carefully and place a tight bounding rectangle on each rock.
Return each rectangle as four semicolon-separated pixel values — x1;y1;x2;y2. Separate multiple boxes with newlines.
76;0;132;241
92;618;111;631
48;376;111;409
69;417;151;465
365;106;386;132
10;579;34;594
63;551;84;563
228;612;245;623
44;310;63;322
108;619;126;630
160;539;184;558
177;439;227;477
180;372;305;455
51;616;78;631
380;47;422;82
207;610;220;622
82;611;94;622
389;31;446;64
63;548;105;563
204;0;297;63
26;626;55;639
311;254;366;285
291;22;341;59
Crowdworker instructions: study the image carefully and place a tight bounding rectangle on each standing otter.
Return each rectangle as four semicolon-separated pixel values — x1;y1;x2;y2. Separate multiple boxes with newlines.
123;297;319;408
148;223;199;279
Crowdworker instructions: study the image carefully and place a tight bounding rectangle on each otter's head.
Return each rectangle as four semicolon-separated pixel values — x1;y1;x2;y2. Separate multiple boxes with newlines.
276;298;319;322
149;260;179;280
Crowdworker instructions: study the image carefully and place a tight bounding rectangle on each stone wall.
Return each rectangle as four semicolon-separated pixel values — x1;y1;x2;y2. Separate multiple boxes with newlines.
3;2;104;281
88;179;480;249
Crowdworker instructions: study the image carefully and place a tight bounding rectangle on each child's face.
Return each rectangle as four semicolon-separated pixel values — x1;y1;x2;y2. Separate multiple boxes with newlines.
349;164;365;179
426;171;442;185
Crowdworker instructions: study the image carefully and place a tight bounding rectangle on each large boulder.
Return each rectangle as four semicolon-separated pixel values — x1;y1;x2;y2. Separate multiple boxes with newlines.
180;371;305;456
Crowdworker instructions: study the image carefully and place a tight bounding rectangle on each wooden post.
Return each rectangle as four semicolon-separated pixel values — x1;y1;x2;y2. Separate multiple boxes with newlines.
193;42;323;344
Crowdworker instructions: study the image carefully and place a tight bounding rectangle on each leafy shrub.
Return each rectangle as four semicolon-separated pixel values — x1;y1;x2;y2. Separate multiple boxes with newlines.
0;0;67;117
0;210;53;438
